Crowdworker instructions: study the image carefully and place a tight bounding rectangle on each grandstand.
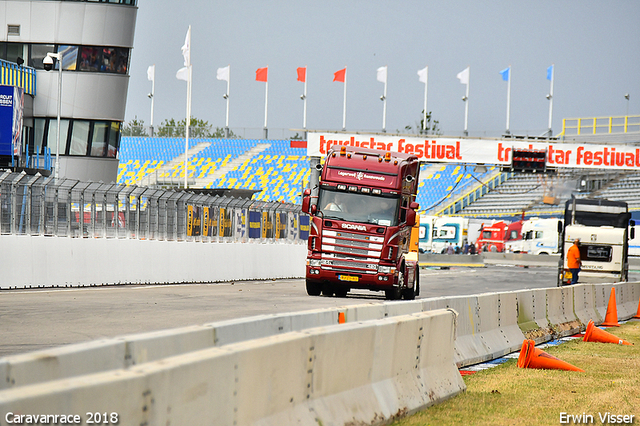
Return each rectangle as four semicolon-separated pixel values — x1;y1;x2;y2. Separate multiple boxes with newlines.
118;137;311;204
118;137;499;209
452;168;640;219
118;136;640;218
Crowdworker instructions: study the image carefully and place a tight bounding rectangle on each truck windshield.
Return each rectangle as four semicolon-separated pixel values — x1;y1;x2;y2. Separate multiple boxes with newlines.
317;188;399;226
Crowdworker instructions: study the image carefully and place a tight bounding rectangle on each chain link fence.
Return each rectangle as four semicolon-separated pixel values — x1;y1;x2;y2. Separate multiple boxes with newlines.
0;170;309;244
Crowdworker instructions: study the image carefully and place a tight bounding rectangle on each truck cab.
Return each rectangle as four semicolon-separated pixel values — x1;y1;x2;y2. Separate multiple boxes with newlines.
558;198;634;286
302;145;420;300
521;217;562;255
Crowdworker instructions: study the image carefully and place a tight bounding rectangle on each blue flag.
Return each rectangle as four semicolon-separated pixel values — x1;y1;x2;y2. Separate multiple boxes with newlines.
500;67;510;82
547;65;553;81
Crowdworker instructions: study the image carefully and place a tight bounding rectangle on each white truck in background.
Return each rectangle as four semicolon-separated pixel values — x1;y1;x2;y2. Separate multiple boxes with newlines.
520;217;563;255
558;197;635;286
418;215;438;253
431;216;469;253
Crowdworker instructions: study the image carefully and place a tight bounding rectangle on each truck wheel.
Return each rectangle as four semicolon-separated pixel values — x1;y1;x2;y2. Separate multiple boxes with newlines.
306;279;322;296
385;288;401;300
402;270;418;300
322;283;335;297
334;287;348;298
415;272;420;297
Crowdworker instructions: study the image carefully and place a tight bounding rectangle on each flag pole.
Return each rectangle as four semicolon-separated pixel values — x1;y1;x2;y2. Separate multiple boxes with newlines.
184;25;191;189
422;66;428;133
150;65;155;137
382;67;387;133
506;65;511;135
263;69;269;139
547;64;554;136
342;67;347;131
225;65;230;137
464;69;469;137
303;66;307;130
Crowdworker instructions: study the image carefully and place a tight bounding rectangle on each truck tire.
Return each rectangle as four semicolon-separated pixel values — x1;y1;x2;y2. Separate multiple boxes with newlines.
334;287;348;298
402;268;418;300
306;279;322;296
321;283;335;297
385;288;401;300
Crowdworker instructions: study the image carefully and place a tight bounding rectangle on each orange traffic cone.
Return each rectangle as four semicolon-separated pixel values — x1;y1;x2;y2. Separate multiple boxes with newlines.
634;296;640;319
517;339;585;372
601;287;620;327
583;320;633;346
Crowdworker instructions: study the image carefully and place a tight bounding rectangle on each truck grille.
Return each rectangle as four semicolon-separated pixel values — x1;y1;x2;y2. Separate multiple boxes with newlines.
321;230;383;273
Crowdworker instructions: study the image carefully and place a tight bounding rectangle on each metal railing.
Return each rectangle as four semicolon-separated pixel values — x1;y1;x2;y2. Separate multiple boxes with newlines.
0;59;37;96
0;170;308;244
559;115;640;136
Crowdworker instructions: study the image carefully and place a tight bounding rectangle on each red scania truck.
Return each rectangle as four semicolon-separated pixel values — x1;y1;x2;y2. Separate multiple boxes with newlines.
301;145;421;300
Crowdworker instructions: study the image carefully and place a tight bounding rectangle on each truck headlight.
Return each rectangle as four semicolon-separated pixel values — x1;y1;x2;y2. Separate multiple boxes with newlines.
308;259;321;267
378;265;395;274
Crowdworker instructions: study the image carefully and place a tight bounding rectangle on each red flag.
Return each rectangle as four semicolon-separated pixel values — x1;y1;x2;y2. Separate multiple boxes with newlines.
297;67;306;83
333;68;346;82
256;67;268;82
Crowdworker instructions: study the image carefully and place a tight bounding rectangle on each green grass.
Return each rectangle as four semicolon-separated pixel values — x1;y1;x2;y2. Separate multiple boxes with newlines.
393;320;640;426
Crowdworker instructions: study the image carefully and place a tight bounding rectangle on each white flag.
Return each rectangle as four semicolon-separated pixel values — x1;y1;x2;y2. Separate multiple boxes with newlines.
457;66;470;85
181;27;190;66
176;66;189;81
147;65;155;82
417;66;428;83
217;65;230;82
376;66;387;83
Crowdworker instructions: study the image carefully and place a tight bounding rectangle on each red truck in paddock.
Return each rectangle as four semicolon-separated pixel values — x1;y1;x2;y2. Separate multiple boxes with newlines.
476;219;524;252
301;145;421;300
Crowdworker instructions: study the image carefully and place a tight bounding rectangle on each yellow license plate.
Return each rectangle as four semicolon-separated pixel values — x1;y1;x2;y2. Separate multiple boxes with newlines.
338;275;359;282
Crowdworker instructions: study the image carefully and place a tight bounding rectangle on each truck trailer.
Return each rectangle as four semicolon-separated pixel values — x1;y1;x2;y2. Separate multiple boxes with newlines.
302;145;420;300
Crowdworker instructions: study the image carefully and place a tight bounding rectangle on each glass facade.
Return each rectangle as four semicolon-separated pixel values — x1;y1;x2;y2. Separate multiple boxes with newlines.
0;43;130;74
41;0;137;4
33;118;121;159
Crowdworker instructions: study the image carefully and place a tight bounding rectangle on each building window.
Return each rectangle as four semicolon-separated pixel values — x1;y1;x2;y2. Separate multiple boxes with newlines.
91;122;109;156
59;45;79;71
2;42;130;73
46;119;71;155
34;118;121;158
29;44;55;69
69;121;90;155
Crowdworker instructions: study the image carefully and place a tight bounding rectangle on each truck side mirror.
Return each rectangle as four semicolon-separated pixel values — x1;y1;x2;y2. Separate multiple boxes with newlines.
301;188;312;214
557;220;563;233
406;209;416;227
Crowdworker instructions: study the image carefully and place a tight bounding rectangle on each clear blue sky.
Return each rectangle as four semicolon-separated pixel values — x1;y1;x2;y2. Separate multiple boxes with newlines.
125;0;640;138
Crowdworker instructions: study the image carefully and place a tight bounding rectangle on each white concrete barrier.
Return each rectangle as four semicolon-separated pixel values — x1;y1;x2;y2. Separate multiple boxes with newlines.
2;282;639;425
0;235;306;289
573;285;602;325
0;310;465;426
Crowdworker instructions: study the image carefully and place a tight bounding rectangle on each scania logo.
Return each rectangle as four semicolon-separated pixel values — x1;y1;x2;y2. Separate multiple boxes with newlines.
356;172;364;180
342;223;367;231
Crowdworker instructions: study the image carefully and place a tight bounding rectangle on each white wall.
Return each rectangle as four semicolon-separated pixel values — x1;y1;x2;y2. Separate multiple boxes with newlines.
0;235;307;289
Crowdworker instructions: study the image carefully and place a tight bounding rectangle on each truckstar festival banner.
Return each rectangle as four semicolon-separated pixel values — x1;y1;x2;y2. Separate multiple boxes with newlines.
307;132;640;170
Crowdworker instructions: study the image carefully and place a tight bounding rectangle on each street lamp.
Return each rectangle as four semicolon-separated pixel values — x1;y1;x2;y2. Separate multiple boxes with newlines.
43;52;62;181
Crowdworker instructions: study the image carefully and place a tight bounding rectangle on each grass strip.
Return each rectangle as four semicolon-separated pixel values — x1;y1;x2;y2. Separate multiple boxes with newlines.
393;320;640;426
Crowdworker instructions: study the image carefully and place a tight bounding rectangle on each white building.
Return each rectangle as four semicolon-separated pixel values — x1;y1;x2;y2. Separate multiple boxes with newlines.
0;0;137;182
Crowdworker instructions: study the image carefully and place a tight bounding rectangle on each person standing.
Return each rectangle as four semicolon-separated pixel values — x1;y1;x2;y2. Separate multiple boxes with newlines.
446;242;454;255
567;238;582;284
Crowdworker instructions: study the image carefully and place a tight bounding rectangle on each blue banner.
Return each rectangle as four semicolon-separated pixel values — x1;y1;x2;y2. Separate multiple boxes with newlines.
0;85;23;157
299;214;309;240
248;210;261;239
